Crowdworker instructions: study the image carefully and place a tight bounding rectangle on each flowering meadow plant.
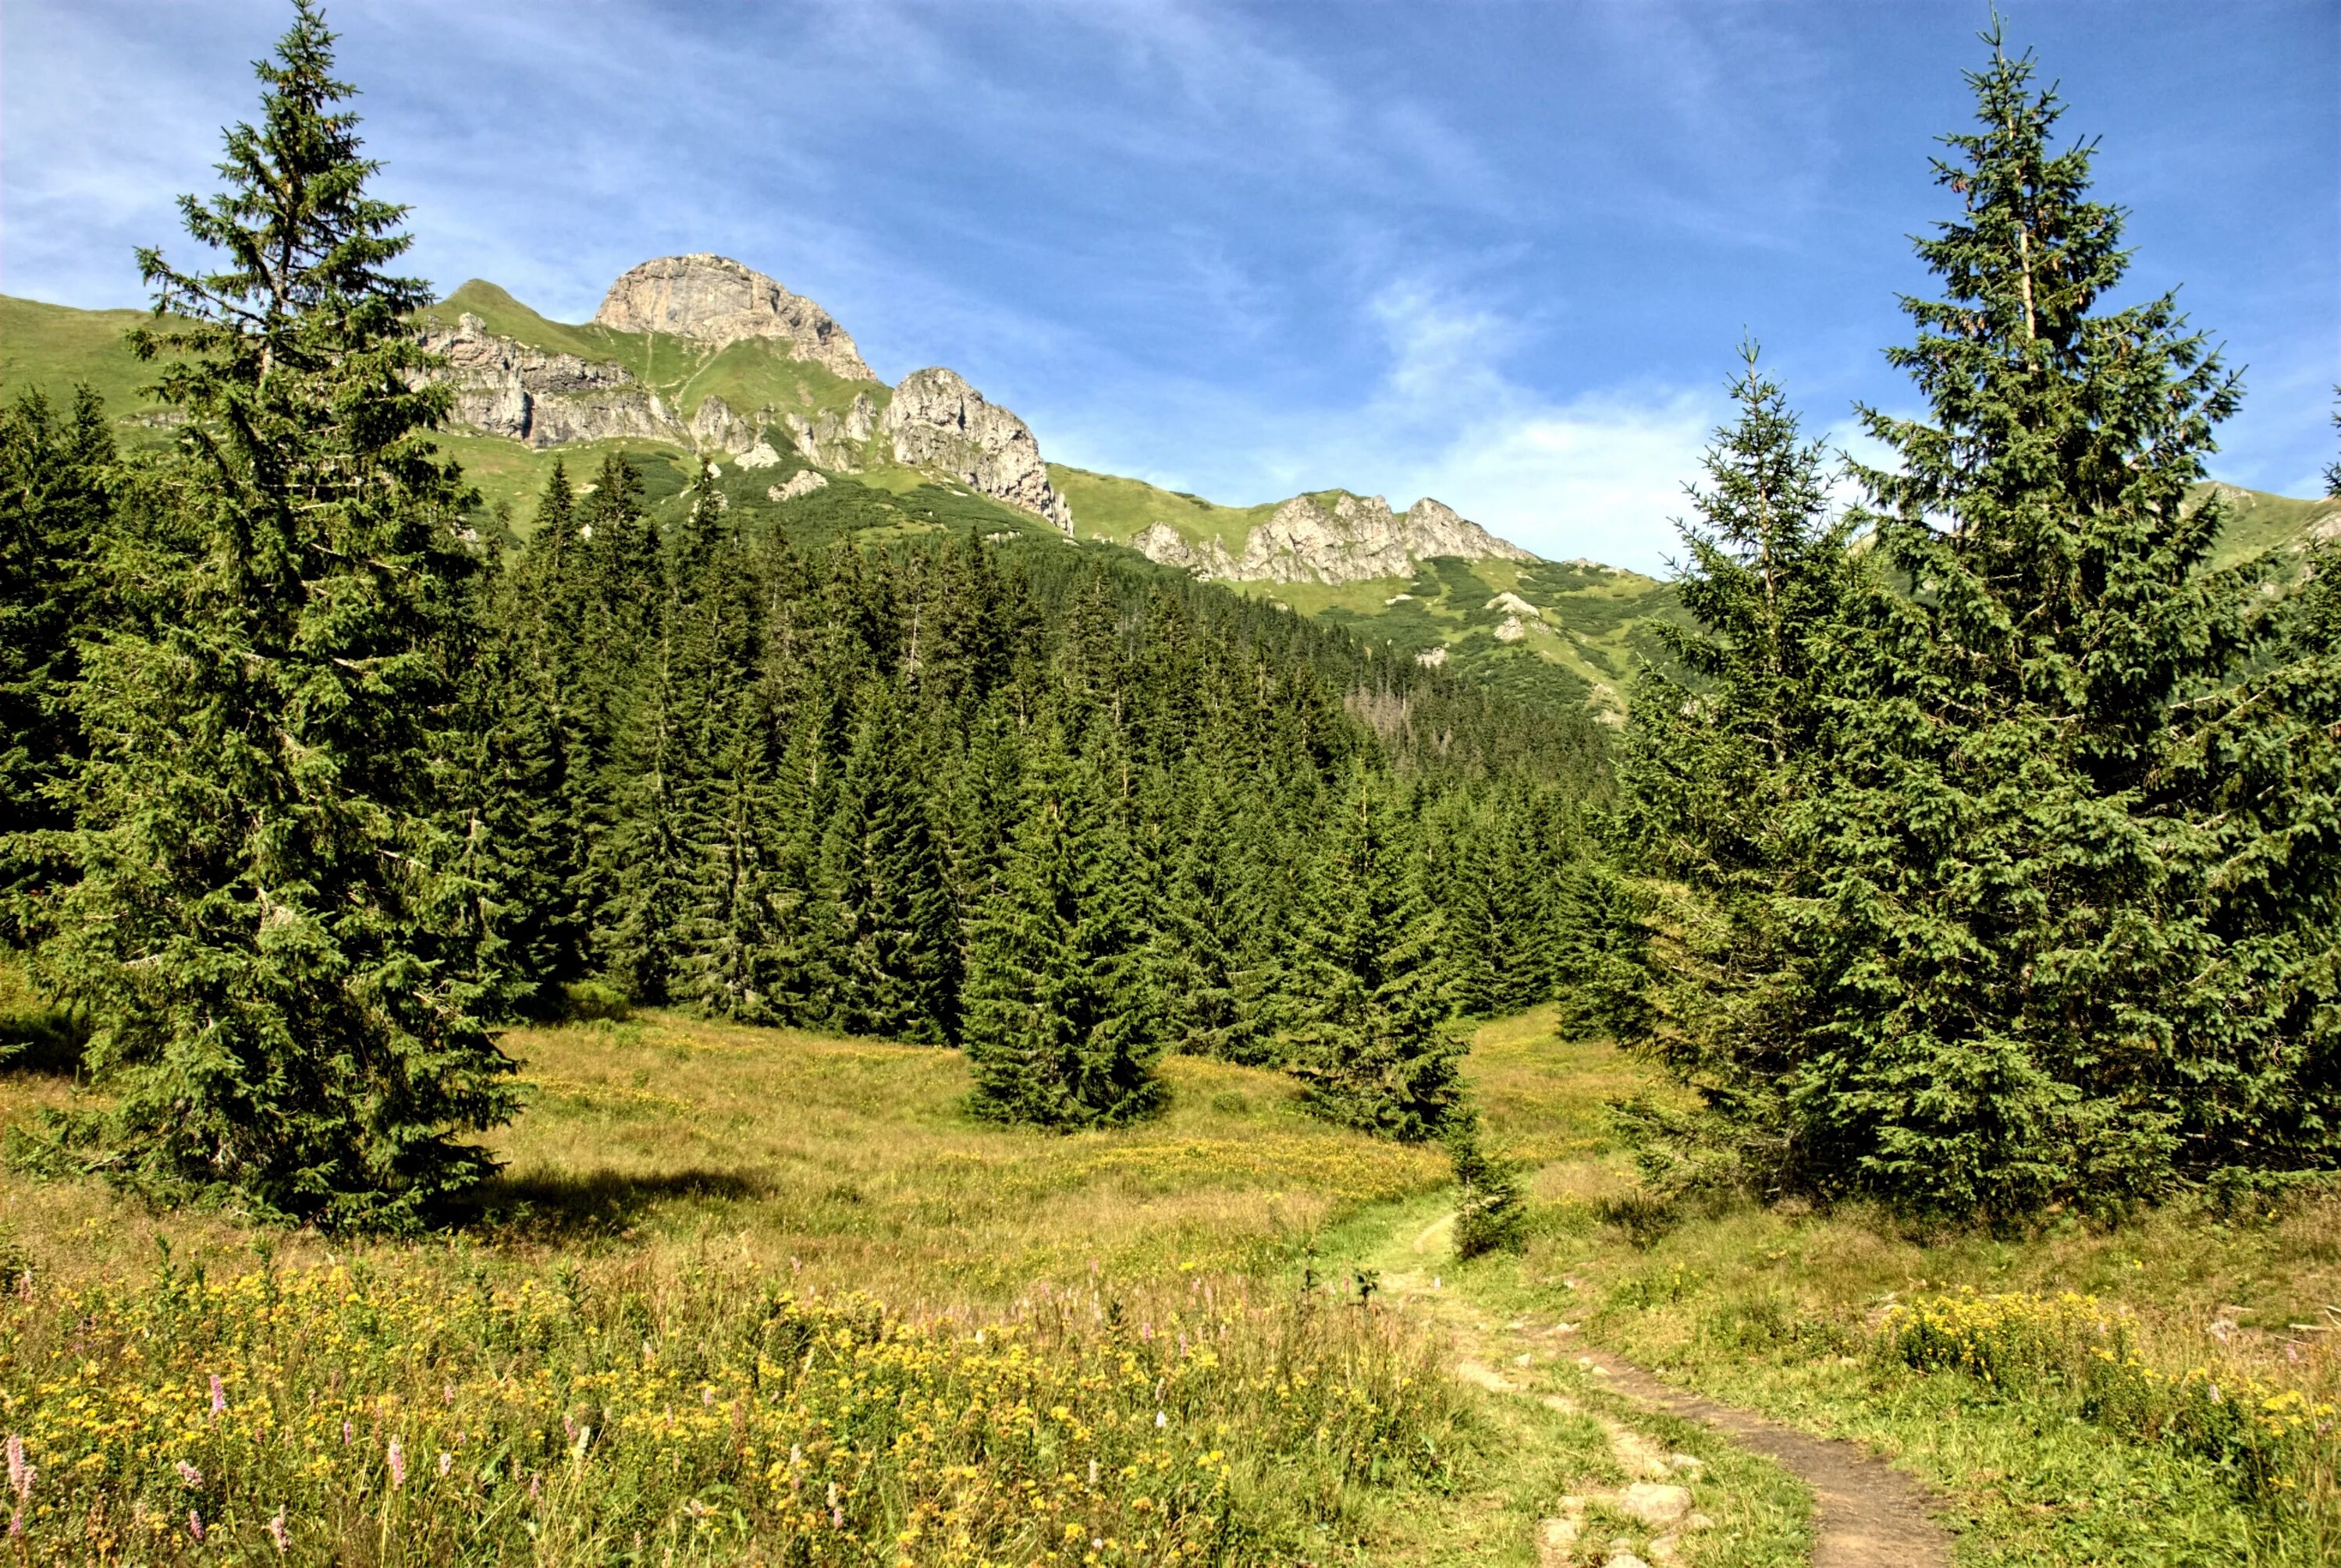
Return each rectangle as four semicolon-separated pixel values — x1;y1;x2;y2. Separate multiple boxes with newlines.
0;1250;1458;1563
1884;1289;2339;1506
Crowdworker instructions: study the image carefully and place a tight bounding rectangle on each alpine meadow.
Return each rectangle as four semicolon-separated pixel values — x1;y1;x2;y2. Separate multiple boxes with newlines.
4;3;2340;1566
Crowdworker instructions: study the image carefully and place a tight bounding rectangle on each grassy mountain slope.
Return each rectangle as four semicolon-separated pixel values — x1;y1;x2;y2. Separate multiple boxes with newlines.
6;290;2328;718
0;296;182;438
1056;462;1688;717
417;278;886;427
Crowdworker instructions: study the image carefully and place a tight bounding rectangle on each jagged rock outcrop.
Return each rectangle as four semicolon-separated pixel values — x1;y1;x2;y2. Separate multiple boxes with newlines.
689;394;759;454
880;367;1073;532
784;392;879;471
593;254;877;381
1128;492;1536;584
769;470;829;503
419;312;677;448
1129;522;1236;576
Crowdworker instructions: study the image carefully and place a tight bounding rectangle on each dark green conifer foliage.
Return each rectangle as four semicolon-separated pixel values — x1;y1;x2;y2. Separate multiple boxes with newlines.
1158;764;1274;1063
0;387;114;943
964;736;1166;1128
1622;346;1859;890
821;683;961;1043
40;1;513;1227
591;472;702;1006
1289;774;1464;1141
1447;1116;1528;1258
1632;28;2337;1215
478;463;595;1000
673;484;783;1022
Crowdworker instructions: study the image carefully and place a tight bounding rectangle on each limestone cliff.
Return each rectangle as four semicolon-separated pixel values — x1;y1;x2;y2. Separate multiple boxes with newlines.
1131;491;1535;583
784;392;880;471
880;367;1073;532
419;312;676;448
593;254;876;381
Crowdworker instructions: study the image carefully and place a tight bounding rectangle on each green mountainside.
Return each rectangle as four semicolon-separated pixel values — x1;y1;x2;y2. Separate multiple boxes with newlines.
5;284;2331;725
1054;463;1687;715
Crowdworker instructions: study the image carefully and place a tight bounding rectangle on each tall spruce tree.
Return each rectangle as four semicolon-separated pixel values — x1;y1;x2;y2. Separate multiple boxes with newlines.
963;733;1166;1128
820;682;961;1043
1600;350;1860;1120
39;2;513;1227
1288;772;1465;1141
1639;27;2337;1215
0;387;114;945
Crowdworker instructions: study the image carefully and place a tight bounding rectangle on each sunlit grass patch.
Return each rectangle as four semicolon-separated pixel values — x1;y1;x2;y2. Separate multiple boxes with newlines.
0;1249;1464;1563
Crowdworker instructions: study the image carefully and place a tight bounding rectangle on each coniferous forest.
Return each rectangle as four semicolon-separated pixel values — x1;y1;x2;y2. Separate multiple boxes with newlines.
0;5;2334;1237
5;5;2341;1564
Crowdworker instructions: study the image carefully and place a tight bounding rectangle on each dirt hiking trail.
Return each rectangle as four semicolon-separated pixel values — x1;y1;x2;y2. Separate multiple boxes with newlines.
1377;1209;1954;1568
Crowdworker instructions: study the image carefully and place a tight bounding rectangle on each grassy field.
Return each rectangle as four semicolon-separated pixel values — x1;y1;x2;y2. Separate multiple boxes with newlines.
1444;1010;2341;1566
7;970;2339;1564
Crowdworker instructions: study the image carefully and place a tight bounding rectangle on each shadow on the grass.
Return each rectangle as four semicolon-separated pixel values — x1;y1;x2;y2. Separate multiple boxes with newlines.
465;1165;771;1236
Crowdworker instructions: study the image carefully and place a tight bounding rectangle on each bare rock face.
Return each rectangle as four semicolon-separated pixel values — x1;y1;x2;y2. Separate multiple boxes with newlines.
769;470;829;503
1404;496;1536;565
419;311;677;448
1126;491;1536;584
783;392;879;471
880;367;1073;532
593;255;877;381
688;394;759;454
1129;521;1236;576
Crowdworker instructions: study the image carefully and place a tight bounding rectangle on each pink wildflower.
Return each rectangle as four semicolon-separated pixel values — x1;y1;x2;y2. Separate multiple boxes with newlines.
176;1460;203;1488
209;1374;226;1416
387;1437;407;1490
828;1481;843;1529
5;1434;30;1502
528;1472;542;1501
187;1509;204;1541
341;1419;352;1446
438;1452;453;1478
266;1506;288;1552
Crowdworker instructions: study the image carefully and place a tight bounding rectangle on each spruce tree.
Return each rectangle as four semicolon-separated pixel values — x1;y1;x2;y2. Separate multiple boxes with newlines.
820;682;961;1043
0;387;114;945
39;2;513;1227
1644;27;2338;1214
1288;772;1464;1141
963;733;1166;1128
1158;762;1274;1062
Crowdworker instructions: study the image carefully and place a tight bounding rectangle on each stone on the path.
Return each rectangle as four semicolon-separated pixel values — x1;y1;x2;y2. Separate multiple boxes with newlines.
1665;1453;1703;1473
1617;1481;1693;1527
1537;1514;1580;1561
1456;1359;1519;1392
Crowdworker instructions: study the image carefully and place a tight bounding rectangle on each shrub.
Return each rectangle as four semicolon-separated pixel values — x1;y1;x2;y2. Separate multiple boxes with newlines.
1448;1123;1527;1259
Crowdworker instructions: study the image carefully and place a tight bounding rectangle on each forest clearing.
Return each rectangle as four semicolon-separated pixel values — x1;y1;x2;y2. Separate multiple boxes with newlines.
6;995;2336;1564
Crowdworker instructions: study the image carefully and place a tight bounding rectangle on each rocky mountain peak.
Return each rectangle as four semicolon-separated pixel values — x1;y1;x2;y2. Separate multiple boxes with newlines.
592;254;877;381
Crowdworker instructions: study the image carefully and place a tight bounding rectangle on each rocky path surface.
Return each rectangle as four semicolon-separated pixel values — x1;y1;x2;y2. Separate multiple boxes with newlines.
1380;1212;1954;1568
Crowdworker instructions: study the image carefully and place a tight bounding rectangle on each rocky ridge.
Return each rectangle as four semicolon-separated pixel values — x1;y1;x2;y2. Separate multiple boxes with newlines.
1130;491;1536;584
879;367;1073;534
419;259;1076;530
419;312;674;449
592;254;877;381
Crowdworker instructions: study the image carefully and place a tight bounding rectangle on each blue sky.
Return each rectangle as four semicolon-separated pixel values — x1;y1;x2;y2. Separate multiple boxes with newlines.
4;0;2334;569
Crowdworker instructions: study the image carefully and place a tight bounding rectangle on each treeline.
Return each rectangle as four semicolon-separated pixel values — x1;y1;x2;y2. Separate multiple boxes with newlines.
464;450;1592;1108
1585;30;2341;1219
0;5;1598;1227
